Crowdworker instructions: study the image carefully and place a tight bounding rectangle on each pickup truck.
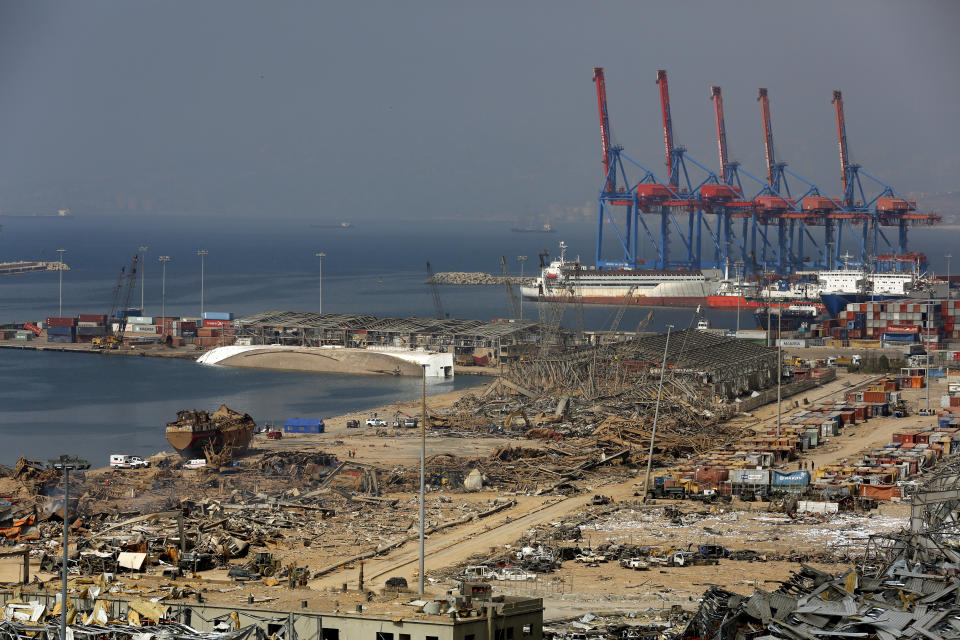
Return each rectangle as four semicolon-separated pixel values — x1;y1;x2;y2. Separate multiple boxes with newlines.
619;557;649;571
266;430;283;440
110;455;150;469
365;416;387;427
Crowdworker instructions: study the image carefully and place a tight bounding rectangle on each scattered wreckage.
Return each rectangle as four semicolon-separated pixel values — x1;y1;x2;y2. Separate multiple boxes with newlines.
682;455;960;639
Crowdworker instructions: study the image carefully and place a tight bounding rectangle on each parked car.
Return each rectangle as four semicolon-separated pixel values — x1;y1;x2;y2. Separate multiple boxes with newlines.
183;459;207;470
346;419;360;429
266;430;283;440
365;415;387;427
619;557;649;570
490;567;537;581
227;567;255;581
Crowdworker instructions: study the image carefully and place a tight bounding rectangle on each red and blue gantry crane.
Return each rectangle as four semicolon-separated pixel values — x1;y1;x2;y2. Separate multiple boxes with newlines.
592;68;940;276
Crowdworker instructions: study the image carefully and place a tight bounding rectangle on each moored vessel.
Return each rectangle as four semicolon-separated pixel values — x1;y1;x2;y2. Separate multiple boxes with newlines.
165;404;256;458
519;241;717;307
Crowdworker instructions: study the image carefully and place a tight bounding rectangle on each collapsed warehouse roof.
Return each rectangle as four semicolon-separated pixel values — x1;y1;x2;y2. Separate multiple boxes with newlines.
501;329;779;400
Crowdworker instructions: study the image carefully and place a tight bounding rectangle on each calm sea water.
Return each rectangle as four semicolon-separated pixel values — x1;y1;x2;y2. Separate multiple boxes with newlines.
0;214;953;465
0;348;480;467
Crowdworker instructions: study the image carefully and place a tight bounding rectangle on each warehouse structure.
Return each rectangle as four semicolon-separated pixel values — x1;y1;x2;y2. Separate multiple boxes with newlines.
505;329;779;401
235;311;566;364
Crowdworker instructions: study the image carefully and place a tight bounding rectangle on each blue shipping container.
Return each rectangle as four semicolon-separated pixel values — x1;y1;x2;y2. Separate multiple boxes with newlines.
772;470;810;486
203;312;234;321
47;334;75;343
46;326;76;335
284;418;325;434
882;333;916;342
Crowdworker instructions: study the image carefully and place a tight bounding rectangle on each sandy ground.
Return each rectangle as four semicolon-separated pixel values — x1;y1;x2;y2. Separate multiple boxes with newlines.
10;361;939;621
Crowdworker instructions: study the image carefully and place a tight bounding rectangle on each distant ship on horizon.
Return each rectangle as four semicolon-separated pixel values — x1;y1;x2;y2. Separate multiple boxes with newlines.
310;221;353;229
511;222;555;233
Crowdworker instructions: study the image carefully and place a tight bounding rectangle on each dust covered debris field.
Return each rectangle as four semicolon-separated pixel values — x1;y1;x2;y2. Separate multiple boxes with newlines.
679;455;960;640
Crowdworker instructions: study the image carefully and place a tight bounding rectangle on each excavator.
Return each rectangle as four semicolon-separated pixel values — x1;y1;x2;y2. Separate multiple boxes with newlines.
503;408;530;431
92;255;139;349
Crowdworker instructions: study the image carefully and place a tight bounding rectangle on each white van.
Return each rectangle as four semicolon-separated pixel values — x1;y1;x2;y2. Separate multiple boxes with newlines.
110;455;150;469
183;458;207;470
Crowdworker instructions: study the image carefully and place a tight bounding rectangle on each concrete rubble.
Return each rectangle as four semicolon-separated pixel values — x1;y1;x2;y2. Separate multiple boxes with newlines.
680;454;960;639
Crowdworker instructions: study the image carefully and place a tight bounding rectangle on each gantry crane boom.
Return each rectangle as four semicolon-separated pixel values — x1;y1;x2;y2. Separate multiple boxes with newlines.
656;70;677;186
757;88;777;189
593;67;614;192
500;256;521;318
832;90;852;207
425;262;445;320
710;86;730;184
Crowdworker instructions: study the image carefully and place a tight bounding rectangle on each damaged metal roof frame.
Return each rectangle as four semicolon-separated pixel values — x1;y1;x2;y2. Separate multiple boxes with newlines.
680;455;960;640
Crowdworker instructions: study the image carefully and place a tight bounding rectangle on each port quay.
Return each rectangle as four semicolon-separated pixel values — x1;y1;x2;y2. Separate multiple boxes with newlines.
2;11;959;635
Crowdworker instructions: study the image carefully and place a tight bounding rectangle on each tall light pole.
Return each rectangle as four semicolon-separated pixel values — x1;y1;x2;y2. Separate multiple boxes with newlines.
776;307;782;437
643;325;673;501
419;363;427;596
56;248;66;317
47;455;90;640
139;246;148;312
517;256;527;319
159;256;171;327
197;250;208;319
947;253;952;300
316;252;326;314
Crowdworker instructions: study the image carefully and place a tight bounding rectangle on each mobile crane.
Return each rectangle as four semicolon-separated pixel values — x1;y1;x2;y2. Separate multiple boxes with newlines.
92;255;139;349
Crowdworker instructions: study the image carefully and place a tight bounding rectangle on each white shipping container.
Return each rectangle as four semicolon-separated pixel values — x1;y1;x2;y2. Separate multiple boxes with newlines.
797;501;839;514
777;339;807;347
127;316;153;324
730;468;770;484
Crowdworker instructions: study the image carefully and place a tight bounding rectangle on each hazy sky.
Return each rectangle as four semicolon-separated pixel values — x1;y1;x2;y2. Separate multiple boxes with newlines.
1;1;958;220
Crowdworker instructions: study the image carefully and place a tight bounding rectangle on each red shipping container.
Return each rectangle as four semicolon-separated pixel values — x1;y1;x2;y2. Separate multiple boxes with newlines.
77;314;108;323
202;318;231;328
46;317;76;327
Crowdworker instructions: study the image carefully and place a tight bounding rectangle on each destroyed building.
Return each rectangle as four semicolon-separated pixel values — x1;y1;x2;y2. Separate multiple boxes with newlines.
680;454;960;640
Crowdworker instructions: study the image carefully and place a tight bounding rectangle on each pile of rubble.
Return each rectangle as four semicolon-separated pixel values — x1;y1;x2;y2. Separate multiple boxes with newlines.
681;455;960;639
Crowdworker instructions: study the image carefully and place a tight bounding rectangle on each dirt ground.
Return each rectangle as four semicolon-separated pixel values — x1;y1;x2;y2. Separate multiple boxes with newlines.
6;363;942;622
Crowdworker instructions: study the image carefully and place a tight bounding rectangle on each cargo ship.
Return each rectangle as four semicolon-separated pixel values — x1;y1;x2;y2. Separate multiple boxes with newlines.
0;260;70;276
165;404;256;458
819;271;922;317
519;242;717;307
